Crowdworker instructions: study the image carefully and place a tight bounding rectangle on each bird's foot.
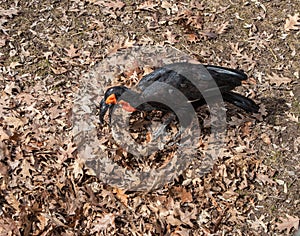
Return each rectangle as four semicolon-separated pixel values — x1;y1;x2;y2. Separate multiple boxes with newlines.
150;113;176;141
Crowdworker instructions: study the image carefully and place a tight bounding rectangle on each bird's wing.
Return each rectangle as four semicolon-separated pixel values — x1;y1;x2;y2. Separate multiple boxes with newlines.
137;67;172;91
137;63;249;102
137;63;212;101
204;65;247;91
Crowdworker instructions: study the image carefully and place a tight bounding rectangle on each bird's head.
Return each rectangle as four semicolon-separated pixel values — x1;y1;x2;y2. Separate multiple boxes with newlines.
99;86;137;124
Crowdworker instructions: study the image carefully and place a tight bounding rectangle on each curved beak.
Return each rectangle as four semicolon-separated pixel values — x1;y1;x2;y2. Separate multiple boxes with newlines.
99;98;111;124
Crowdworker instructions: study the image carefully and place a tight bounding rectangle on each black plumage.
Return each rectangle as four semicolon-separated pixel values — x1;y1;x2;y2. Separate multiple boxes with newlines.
99;62;259;124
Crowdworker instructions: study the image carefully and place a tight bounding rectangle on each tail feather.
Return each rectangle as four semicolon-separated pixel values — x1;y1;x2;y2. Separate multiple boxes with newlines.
223;91;259;113
205;65;248;91
205;65;248;80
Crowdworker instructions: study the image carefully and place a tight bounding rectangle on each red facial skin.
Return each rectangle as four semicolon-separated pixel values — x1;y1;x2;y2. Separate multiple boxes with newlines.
105;94;136;112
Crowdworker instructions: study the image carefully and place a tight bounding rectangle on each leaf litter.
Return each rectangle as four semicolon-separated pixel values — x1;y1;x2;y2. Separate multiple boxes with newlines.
0;0;299;235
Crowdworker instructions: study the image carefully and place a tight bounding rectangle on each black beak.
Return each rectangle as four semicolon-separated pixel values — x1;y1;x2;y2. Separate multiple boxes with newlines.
99;98;111;124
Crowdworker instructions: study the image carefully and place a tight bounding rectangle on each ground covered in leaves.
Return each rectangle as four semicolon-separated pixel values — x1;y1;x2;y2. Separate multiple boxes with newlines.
0;0;300;235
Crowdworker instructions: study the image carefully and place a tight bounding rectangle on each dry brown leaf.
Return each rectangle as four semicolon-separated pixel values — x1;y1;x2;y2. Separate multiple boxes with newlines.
0;161;8;177
113;187;128;206
166;215;182;226
107;38;135;56
284;14;300;31
0;37;6;47
241;121;252;136
286;112;299;122
164;30;179;45
0;127;9;142
186;13;203;29
106;1;125;10
73;158;84;180
91;213;115;232
173;186;193;203
178;207;197;227
222;189;239;200
216;21;230;34
261;133;271;144
123;38;136;48
171;228;190;236
43;51;53;59
4;116;24;128
276;214;299;233
137;1;158;11
266;73;292;86
0;7;19;18
36;213;49;231
250;215;268;233
5;192;20;211
0;218;20;235
20;159;35;179
65;44;80;58
59;142;77;161
161;1;172;14
94;0;125;10
256;173;276;185
185;33;198;43
161;1;177;15
51;66;68;75
9;61;22;69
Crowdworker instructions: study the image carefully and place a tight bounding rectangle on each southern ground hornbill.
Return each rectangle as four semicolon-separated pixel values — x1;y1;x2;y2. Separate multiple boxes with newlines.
99;62;259;129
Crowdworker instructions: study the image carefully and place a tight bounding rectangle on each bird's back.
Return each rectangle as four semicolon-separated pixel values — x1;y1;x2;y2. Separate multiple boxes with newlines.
136;63;247;102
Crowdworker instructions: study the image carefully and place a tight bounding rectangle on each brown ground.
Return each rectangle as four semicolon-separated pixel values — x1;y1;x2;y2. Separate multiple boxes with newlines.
0;0;299;235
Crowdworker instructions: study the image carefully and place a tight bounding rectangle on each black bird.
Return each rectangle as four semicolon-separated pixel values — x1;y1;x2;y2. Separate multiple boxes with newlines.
99;62;259;125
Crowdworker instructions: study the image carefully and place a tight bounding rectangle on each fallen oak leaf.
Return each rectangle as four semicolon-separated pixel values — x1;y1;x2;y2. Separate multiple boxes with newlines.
185;33;199;43
161;1;178;15
20;158;36;179
36;213;49;232
5;192;20;212
164;30;179;45
166;215;182;226
51;66;68;75
250;215;268;233
94;0;125;10
0;7;19;18
0;217;20;235
137;1;158;11
72;158;84;180
91;213;115;233
284;13;300;31
0;161;8;176
171;228;191;236
173;186;193;203
0;37;6;47
65;44;80;58
266;73;292;86
106;38;135;56
9;61;22;69
40;213;68;227
256;173;276;185
4;116;24;128
276;214;299;233
178;206;197;227
216;21;230;34
123;37;136;48
261;133;271;144
113;187;128;206
286;112;299;122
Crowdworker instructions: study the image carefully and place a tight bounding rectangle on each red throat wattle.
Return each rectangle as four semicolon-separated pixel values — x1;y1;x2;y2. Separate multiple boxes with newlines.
118;100;136;112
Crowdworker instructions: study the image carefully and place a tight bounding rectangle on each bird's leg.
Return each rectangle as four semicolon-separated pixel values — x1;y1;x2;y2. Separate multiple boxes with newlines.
151;112;176;141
